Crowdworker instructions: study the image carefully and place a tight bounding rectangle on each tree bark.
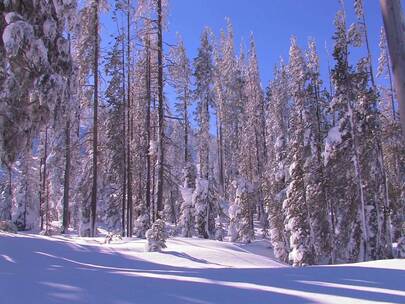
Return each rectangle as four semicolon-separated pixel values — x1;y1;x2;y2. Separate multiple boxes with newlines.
184;88;189;163
41;126;48;232
62;35;72;235
156;0;165;218
126;0;133;236
121;32;127;237
145;34;152;225
90;0;100;237
62;118;71;234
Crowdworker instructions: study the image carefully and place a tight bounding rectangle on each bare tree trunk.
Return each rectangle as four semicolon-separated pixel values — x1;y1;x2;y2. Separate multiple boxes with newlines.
90;0;100;237
380;0;405;138
156;0;165;218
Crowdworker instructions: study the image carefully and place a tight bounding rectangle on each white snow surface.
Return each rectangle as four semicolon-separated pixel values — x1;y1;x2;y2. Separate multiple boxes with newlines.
1;232;404;304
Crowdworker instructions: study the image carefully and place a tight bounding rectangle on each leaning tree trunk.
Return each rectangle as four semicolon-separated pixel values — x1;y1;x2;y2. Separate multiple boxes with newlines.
380;0;405;139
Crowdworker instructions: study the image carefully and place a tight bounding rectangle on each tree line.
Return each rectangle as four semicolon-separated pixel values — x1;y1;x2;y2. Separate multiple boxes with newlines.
0;0;404;265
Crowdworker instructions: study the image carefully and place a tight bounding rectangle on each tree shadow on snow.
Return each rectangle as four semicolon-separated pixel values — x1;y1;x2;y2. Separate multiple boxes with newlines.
0;234;404;304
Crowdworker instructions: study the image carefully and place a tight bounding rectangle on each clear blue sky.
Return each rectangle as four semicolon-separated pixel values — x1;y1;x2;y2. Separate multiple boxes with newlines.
164;0;384;87
100;0;393;131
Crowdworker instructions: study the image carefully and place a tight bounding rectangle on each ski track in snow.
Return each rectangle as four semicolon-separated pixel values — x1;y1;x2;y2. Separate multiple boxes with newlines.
0;232;404;304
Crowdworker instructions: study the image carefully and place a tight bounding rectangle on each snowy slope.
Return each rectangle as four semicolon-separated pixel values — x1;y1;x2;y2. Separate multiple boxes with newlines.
1;232;404;304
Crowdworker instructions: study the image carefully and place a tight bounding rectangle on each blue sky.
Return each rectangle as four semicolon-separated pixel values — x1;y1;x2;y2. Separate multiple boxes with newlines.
164;0;384;86
99;0;390;131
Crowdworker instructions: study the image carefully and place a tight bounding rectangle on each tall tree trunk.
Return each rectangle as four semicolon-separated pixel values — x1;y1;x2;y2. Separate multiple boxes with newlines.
126;0;133;236
156;0;165;218
145;34;151;225
62;35;72;235
62;118;71;234
184;88;189;163
39;153;43;230
121;33;127;237
7;165;12;221
90;0;100;237
41;126;48;232
380;0;405;139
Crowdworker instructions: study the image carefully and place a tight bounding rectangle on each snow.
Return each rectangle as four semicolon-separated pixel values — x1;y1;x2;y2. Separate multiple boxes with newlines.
1;232;404;304
323;125;342;165
2;21;34;57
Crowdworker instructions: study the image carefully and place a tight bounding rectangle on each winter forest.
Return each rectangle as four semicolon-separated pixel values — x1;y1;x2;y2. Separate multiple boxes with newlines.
1;1;405;300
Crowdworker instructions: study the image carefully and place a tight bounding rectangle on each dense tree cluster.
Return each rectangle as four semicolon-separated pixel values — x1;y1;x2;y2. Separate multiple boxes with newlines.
0;0;403;265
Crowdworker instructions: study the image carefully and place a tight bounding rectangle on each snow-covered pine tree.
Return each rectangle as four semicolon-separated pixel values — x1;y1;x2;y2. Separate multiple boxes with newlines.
103;32;126;233
355;57;392;259
325;9;390;262
212;18;242;200
243;33;268;232
377;27;405;243
264;60;290;263
131;41;153;238
325;10;365;263
284;37;314;267
353;0;394;259
228;177;254;243
145;219;167;252
192;28;218;239
0;0;75;165
194;28;214;181
169;34;192;165
13;147;40;231
303;39;332;263
74;0;103;237
179;163;196;237
192;177;217;239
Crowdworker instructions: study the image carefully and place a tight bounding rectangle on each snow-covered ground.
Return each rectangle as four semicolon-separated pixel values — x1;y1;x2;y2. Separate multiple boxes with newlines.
1;232;404;304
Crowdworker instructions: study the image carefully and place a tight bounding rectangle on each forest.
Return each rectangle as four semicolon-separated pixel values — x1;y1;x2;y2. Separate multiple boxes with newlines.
0;0;404;271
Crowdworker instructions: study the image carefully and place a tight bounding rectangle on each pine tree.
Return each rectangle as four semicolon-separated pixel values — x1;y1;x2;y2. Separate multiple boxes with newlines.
0;0;76;166
377;27;405;243
103;33;126;233
194;28;214;181
13;147;40;231
228;177;254;243
284;37;314;266
264;60;290;263
304;39;332;263
145;219;167;252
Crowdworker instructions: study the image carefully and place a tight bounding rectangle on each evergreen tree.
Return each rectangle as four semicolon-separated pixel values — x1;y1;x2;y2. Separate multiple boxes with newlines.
304;39;332;263
284;37;314;266
228;177;254;243
194;28;214;180
264;61;290;263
